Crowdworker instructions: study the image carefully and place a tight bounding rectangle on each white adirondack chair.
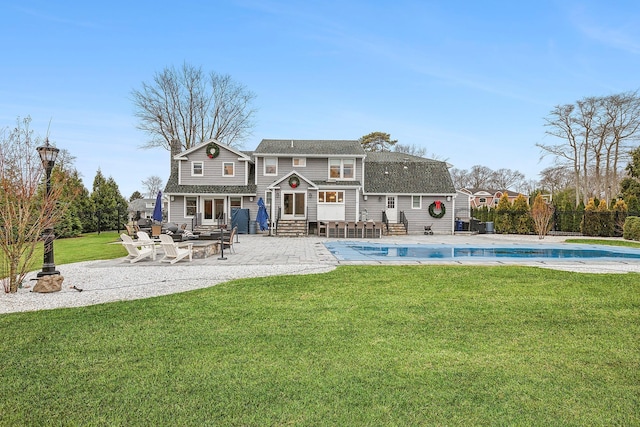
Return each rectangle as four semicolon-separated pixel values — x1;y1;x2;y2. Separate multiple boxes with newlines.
158;234;193;264
134;231;154;245
120;234;155;263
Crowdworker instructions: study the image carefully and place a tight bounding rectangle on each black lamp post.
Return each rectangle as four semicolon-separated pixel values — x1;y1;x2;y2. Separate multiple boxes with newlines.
36;139;60;277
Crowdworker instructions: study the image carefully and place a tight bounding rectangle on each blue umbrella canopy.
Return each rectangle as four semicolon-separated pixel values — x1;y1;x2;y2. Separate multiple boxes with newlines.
152;191;163;222
256;197;269;231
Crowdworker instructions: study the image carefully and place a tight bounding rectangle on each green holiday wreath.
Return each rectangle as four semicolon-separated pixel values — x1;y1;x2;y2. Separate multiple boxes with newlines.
289;175;300;188
428;201;446;219
206;142;220;159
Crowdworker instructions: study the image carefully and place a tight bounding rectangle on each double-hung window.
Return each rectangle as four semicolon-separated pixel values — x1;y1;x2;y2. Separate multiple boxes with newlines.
223;162;234;177
264;158;277;175
412;195;421;209
328;159;355;180
185;197;197;217
192;161;203;176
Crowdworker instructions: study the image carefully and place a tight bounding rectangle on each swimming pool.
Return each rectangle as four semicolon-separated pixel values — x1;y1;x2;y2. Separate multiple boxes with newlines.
324;241;640;262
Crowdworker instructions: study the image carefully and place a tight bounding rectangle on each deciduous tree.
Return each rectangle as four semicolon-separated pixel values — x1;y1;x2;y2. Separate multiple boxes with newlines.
0;117;68;292
539;91;640;205
141;175;163;198
132;62;257;151
531;194;554;239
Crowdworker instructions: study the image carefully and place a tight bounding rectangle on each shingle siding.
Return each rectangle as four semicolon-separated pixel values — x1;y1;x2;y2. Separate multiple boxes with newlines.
165;139;457;234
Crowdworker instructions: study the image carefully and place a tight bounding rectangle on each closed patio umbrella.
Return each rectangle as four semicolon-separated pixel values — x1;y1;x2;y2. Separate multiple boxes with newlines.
256;197;269;231
152;191;163;223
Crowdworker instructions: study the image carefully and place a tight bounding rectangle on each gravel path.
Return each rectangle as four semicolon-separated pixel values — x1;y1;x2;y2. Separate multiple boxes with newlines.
3;233;640;314
0;262;335;314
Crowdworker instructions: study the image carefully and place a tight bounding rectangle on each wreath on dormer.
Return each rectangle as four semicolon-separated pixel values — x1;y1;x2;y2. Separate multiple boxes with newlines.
288;175;300;188
206;142;220;159
428;201;446;219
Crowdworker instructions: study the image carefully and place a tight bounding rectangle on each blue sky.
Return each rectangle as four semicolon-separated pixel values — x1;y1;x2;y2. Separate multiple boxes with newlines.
2;0;639;198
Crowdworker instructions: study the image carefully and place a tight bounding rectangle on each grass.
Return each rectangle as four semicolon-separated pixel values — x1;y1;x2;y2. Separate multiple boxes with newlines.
1;265;638;425
0;231;126;277
52;231;126;264
566;238;640;248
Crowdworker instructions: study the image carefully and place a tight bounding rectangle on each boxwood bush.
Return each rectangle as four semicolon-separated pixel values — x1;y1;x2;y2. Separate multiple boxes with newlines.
623;216;640;241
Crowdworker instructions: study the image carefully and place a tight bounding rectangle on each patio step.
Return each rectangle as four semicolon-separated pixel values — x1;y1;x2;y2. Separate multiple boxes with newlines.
385;223;407;236
276;220;307;237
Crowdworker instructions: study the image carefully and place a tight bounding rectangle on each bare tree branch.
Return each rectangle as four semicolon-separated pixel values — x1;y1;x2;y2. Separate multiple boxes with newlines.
132;63;257;151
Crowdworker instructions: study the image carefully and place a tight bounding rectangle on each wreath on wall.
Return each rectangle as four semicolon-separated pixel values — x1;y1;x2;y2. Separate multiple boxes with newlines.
206;142;220;159
288;175;300;188
428;201;446;219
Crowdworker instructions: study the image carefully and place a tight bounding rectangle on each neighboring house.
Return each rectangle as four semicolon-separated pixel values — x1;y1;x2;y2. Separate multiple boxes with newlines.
165;139;457;235
459;188;526;209
128;197;167;222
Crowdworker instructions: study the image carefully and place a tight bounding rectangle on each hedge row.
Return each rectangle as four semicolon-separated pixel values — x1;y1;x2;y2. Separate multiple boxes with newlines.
623;216;640;241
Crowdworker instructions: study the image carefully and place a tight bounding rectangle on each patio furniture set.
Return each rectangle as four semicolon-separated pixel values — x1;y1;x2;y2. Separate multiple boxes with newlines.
319;221;383;238
120;227;237;264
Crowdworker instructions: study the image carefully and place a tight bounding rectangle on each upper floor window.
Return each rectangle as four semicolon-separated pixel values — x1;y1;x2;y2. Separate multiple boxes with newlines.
292;157;306;167
412;195;421;209
329;158;355;180
192;161;203;176
264;158;277;175
223;162;234;177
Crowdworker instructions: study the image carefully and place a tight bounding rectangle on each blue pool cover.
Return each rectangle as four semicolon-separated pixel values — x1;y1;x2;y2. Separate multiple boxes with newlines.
324;242;640;262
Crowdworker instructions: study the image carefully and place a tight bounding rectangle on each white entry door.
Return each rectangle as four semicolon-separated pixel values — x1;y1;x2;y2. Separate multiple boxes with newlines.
282;192;306;219
386;195;397;223
202;198;225;225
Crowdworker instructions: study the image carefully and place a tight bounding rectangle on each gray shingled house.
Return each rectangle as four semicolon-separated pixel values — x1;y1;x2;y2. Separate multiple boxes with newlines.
164;138;457;235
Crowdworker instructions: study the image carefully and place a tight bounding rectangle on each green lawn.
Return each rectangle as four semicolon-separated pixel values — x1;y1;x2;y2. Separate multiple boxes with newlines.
566;237;640;248
0;232;126;278
52;231;127;263
1;265;638;425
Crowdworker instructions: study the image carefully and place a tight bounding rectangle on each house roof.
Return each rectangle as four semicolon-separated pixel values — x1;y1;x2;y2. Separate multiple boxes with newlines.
254;139;366;156
364;152;456;194
164;179;257;195
128;198;153;211
174;139;253;162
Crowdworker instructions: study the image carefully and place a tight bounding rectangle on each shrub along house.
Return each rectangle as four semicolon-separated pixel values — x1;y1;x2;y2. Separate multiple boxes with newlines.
164;138;457;235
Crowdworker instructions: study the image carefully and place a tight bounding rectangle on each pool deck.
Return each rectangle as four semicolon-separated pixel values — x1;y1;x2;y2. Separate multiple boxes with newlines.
3;233;639;314
103;232;640;274
323;233;640;273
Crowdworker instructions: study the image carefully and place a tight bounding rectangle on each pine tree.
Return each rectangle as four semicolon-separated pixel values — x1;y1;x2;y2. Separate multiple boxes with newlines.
581;198;599;236
494;193;513;233
90;170;128;232
512;194;533;234
613;199;628;237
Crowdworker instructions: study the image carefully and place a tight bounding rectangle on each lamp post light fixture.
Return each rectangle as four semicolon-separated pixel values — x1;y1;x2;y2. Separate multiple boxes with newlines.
36;139;60;277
